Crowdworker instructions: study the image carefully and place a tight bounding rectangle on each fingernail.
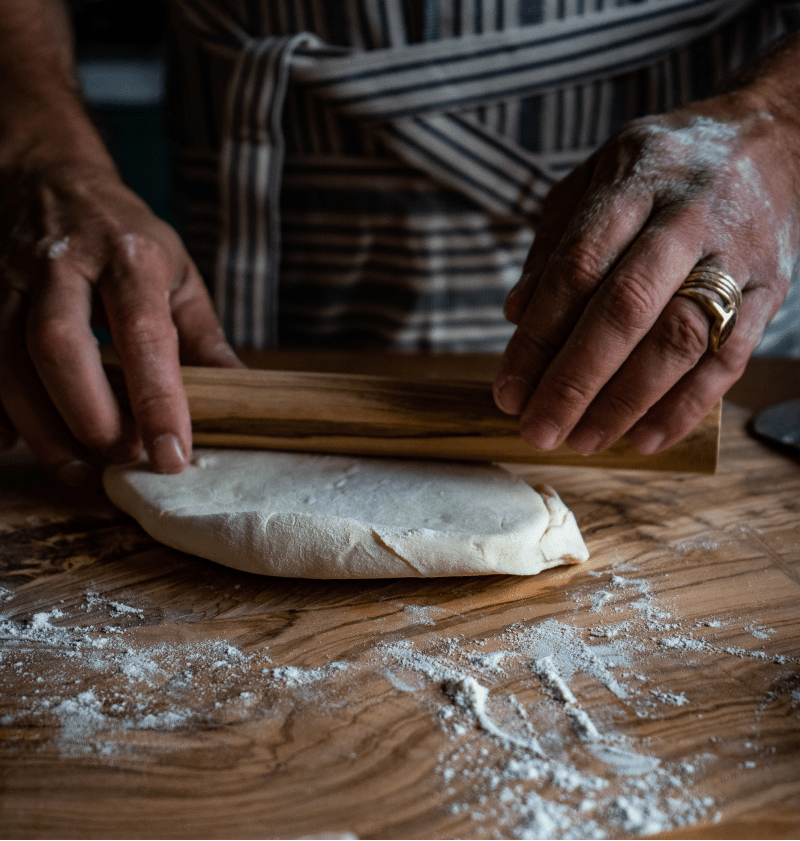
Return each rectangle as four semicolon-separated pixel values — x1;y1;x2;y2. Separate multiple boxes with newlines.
568;428;605;456
631;428;665;455
150;433;186;473
494;375;533;415
57;459;95;487
523;424;560;451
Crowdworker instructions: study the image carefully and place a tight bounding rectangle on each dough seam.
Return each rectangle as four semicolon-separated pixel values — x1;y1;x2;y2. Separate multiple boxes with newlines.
370;530;425;577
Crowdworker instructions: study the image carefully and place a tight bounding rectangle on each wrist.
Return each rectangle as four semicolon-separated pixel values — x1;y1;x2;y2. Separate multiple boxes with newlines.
730;86;800;197
733;35;800;142
689;84;800;178
738;83;800;144
0;91;118;179
0;0;116;173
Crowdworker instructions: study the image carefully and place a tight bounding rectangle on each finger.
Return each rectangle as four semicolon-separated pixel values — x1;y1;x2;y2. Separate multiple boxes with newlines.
516;214;700;450
171;262;244;368
26;259;140;463
565;293;722;454
504;161;594;325
494;179;656;417
565;250;763;453
627;288;771;454
101;238;191;474
0;287;97;485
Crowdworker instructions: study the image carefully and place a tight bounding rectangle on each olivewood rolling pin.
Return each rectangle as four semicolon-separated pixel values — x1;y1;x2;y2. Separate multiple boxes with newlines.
181;367;721;473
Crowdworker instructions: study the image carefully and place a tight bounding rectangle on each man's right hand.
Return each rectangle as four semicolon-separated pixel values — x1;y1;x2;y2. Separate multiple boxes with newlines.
0;0;242;486
0;158;243;486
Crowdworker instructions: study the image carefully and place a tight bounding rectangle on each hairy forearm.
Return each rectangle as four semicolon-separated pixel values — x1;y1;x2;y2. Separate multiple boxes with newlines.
0;0;115;170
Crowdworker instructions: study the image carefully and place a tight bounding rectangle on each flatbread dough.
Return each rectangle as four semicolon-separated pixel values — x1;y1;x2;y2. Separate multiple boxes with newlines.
103;449;589;579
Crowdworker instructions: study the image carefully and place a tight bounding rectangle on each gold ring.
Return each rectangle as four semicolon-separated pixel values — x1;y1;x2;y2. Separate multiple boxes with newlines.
674;266;742;352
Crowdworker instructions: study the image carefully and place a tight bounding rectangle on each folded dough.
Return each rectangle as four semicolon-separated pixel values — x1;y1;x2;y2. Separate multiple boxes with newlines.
103;449;589;579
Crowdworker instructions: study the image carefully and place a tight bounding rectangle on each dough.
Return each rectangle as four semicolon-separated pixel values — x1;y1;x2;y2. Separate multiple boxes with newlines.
103;449;589;579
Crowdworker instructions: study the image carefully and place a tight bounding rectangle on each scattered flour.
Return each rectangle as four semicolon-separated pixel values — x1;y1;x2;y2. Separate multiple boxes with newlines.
674;539;719;553
650;690;689;707
402;604;450;626
443;675;545;755
747;624;774;640
2;567;793;839
532;656;577;705
503;618;631;699
566;706;601;742
268;663;350;687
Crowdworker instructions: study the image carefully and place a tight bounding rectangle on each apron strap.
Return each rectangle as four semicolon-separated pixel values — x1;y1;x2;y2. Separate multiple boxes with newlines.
177;0;759;345
294;0;755;120
216;32;323;346
288;0;754;222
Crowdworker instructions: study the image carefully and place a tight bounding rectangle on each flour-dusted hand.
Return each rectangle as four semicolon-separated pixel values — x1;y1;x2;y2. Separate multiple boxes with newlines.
0;162;242;485
0;0;242;485
493;39;800;456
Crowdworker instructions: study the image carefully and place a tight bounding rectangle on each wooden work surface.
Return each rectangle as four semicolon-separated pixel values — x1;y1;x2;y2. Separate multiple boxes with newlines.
1;354;798;840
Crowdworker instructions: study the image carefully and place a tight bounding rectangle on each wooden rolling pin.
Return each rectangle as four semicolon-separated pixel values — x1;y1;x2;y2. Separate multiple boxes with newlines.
182;366;721;473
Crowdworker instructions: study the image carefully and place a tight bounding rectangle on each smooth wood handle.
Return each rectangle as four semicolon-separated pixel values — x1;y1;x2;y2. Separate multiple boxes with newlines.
181;366;720;473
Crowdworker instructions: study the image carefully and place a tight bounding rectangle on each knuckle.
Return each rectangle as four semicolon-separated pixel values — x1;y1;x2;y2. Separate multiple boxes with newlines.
652;308;709;363
617;120;669;157
131;388;169;416
554;243;607;294
602;389;643;420
672;388;711;424
119;230;173;264
545;370;592;409
602;271;660;334
593;122;655;178
511;323;560;363
113;304;177;350
105;230;177;286
26;315;80;368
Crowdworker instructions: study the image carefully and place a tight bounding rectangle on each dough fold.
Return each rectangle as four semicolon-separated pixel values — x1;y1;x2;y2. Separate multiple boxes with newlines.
103;449;589;579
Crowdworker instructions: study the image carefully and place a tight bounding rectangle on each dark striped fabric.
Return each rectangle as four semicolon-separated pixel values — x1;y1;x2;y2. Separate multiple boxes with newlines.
167;0;800;350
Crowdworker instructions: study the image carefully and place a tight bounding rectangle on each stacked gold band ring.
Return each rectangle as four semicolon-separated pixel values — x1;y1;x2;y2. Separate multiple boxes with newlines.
674;265;742;353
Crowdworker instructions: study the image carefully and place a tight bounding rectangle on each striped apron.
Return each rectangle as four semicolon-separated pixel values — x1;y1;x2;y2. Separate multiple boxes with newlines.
167;0;800;350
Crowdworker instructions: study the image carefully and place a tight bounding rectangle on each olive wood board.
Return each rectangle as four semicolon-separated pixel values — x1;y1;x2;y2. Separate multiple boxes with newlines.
0;356;798;840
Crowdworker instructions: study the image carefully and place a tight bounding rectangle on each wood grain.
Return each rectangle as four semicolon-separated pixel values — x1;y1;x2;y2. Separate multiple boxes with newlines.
182;365;721;473
0;354;798;840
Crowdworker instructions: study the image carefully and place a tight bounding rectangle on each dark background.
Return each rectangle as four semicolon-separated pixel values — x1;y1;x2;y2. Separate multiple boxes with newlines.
69;0;173;223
